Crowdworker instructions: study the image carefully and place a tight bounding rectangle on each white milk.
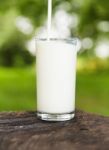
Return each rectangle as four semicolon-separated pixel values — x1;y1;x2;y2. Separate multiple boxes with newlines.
36;40;77;114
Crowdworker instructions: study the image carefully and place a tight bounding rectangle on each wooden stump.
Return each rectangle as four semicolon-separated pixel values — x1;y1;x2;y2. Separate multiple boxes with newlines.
0;110;109;150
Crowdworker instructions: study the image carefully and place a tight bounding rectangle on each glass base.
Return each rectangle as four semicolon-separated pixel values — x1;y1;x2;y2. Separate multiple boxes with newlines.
37;111;75;121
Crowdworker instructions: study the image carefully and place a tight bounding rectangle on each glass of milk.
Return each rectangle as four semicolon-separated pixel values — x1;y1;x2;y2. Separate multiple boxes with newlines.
36;38;78;121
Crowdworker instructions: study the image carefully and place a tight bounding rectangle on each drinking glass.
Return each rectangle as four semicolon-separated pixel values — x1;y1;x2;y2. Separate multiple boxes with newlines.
36;38;78;121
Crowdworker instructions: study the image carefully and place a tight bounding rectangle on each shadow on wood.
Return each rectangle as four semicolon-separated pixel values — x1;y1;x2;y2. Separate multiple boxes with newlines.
0;110;109;150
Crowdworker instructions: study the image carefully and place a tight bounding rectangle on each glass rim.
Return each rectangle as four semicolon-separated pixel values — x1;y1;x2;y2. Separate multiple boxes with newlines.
35;38;78;45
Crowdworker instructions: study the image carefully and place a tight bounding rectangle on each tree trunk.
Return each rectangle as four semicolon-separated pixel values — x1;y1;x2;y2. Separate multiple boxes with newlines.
0;110;109;150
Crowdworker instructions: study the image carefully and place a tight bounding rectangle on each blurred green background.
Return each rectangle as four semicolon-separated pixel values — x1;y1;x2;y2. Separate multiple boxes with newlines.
0;0;109;116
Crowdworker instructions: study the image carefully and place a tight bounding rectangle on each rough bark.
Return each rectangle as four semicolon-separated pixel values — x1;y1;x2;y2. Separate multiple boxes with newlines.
0;110;109;150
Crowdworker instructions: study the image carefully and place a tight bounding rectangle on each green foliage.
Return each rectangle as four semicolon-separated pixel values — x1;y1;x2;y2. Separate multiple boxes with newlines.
0;31;35;67
16;0;47;26
1;0;109;54
0;9;17;47
0;9;34;67
0;0;15;12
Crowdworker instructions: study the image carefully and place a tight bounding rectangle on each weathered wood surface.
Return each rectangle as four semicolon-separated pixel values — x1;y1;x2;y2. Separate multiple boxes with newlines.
0;110;109;150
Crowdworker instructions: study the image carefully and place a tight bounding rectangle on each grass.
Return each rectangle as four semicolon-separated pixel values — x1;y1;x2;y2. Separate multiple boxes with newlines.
76;72;109;116
0;67;109;116
0;67;36;111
